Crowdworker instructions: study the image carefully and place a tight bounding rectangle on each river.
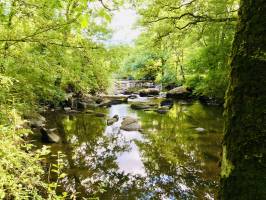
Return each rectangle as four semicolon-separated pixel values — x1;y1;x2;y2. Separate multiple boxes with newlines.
40;97;223;200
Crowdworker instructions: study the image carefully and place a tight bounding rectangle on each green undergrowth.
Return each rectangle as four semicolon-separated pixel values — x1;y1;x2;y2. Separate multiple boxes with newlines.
0;107;43;199
0;106;69;199
0;73;79;198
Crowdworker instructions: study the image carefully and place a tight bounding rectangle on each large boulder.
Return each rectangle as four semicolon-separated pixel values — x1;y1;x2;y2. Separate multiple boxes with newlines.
40;128;61;143
166;86;192;99
139;88;159;97
121;116;141;131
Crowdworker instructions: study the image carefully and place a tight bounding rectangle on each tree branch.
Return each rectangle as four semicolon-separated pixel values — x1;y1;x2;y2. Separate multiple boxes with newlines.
145;12;237;25
3;17;80;49
98;0;113;11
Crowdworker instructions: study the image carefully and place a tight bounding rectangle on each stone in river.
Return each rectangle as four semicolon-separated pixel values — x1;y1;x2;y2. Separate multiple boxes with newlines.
166;86;192;99
121;116;141;131
107;115;119;126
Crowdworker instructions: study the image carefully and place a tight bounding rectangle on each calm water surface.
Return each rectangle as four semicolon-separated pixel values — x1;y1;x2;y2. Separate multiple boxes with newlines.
42;99;223;200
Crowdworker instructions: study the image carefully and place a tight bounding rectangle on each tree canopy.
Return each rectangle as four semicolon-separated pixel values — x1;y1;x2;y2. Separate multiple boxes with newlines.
0;0;124;108
117;0;238;100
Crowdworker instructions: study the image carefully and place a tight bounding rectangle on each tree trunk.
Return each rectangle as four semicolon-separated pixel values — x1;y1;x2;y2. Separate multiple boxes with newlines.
180;49;186;82
220;0;266;199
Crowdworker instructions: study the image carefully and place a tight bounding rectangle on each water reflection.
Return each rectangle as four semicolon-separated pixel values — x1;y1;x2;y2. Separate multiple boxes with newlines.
43;101;223;199
106;104;145;176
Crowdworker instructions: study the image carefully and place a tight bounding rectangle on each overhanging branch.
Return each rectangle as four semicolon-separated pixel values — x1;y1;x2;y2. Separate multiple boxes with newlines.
4;16;80;49
145;12;237;25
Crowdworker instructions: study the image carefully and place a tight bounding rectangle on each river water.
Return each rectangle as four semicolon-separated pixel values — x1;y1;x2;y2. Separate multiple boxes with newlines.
42;98;223;200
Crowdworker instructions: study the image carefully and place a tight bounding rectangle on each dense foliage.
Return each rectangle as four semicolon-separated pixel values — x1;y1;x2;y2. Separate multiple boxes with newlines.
0;0;123;198
0;0;121;106
119;0;239;100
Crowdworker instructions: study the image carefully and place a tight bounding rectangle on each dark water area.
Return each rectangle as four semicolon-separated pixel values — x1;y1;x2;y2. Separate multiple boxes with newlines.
41;99;223;200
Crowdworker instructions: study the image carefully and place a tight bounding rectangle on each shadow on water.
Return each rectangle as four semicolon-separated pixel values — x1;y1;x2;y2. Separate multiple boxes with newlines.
41;100;223;200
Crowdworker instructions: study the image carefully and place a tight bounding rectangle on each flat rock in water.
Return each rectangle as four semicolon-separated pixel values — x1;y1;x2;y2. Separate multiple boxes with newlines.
121;116;141;131
195;127;206;132
131;103;158;110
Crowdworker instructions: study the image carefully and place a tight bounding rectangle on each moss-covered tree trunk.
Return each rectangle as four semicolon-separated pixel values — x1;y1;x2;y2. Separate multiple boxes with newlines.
220;0;266;199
